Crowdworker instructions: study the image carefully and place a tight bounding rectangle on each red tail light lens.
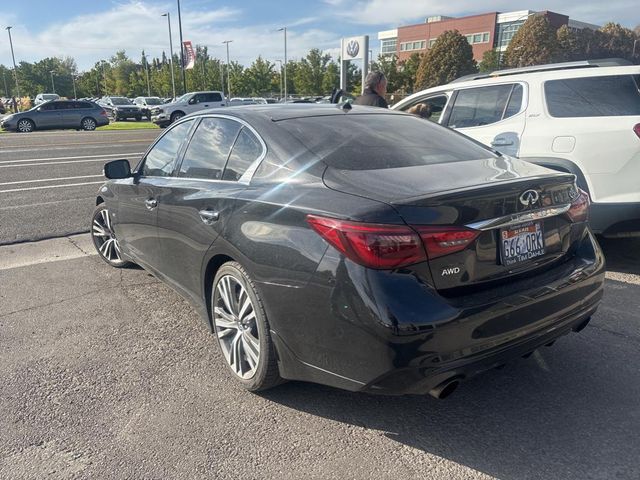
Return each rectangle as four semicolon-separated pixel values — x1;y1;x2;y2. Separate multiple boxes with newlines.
414;226;481;259
567;188;590;223
633;123;640;139
306;215;427;269
100;110;108;116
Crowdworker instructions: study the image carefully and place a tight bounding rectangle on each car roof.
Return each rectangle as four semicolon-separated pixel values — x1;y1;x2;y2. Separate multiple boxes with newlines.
192;104;402;122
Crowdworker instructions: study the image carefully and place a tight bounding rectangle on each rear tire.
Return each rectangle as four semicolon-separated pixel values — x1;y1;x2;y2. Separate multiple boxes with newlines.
212;262;282;391
81;117;97;131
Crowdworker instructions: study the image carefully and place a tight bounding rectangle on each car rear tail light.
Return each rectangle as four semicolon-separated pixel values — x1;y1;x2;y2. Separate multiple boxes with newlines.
306;215;427;269
633;123;640;139
100;110;108;116
566;188;590;223
414;226;481;260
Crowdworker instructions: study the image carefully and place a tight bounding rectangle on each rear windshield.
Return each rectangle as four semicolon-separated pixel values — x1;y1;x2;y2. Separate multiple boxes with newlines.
545;75;640;117
145;97;163;105
277;113;496;170
43;94;59;100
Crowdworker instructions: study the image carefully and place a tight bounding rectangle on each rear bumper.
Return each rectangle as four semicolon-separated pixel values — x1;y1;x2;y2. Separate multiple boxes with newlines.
263;229;606;395
590;202;640;237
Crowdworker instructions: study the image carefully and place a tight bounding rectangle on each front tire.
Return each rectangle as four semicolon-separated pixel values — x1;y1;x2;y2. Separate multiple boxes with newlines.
81;117;97;131
91;204;131;268
17;118;35;133
212;262;282;391
170;111;184;123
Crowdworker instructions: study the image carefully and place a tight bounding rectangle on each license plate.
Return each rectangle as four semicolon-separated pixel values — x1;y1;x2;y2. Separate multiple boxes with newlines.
500;222;545;266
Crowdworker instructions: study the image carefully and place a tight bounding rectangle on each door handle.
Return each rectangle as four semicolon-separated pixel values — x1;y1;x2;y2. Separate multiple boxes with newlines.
145;198;158;210
491;139;514;147
204;104;210;107
199;209;219;224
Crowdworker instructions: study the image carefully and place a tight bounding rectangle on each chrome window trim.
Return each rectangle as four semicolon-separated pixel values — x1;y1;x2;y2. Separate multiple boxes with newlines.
466;204;571;231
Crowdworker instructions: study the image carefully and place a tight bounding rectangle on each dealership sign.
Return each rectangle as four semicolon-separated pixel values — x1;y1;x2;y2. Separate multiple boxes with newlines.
341;36;367;60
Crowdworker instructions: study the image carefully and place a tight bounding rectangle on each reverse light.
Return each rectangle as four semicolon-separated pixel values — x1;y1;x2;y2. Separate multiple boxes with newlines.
566;188;590;223
414;226;481;260
306;215;426;269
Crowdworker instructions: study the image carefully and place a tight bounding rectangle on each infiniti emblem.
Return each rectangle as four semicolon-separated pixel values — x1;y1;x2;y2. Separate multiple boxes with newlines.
519;189;540;207
346;40;360;58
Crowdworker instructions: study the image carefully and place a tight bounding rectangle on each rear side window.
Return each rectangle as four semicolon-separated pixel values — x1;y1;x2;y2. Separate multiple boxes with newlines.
195;93;222;103
279;114;496;171
179;117;241;180
142;120;194;177
545;75;640;117
223;127;263;181
447;84;522;128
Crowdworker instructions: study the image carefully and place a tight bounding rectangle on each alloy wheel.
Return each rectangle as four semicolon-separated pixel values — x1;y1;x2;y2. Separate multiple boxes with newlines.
214;275;261;379
82;117;96;131
17;119;34;132
92;207;123;263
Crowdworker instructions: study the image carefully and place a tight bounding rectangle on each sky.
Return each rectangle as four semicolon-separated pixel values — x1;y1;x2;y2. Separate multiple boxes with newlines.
0;0;638;71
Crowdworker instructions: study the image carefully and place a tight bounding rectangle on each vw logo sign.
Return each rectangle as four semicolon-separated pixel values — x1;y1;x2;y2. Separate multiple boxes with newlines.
519;189;540;208
346;40;360;58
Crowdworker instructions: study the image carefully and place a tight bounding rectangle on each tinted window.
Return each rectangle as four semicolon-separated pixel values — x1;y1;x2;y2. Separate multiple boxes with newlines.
279;114;495;171
111;97;132;105
196;93;222;103
545;75;640;117
179;117;241;180
39;103;56;111
503;84;523;119
142;120;194;177
403;95;448;123
72;101;91;109
223;128;263;181
447;84;514;128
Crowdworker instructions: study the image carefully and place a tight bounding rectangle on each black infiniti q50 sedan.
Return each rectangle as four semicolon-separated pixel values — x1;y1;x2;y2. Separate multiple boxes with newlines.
91;104;605;399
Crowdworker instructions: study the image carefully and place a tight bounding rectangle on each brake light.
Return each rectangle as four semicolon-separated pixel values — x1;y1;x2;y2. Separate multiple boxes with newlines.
634;124;640;139
566;188;590;223
306;215;426;269
100;110;108;116
414;226;481;259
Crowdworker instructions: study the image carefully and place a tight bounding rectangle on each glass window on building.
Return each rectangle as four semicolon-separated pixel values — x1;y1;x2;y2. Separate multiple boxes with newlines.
429;38;437;48
473;34;482;43
483;32;490;43
380;38;397;54
496;21;526;48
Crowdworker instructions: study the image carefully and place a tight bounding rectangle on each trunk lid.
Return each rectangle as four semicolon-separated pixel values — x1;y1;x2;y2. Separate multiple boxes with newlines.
323;157;583;291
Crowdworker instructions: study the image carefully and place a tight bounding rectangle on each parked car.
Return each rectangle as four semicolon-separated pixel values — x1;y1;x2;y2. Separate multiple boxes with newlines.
0;99;5;114
151;91;225;127
34;93;60;105
1;100;109;132
99;96;142;121
133;96;164;120
229;97;257;106
392;59;640;237
91;105;604;398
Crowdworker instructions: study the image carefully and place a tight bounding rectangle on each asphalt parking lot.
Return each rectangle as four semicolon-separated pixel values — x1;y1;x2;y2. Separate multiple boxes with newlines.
0;129;159;245
1;129;639;479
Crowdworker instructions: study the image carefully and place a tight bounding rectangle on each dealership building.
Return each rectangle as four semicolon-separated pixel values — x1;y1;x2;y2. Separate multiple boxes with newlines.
378;10;599;62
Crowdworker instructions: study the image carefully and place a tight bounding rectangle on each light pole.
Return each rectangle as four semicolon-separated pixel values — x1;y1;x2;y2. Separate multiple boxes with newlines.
633;39;639;60
50;70;56;93
6;26;21;111
278;27;287;101
223;40;232;100
276;59;283;100
71;74;77;99
101;61;107;96
176;0;187;94
142;53;151;96
162;13;177;100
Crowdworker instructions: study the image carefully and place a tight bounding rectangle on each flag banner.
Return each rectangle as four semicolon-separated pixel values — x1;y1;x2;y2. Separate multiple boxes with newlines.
183;41;196;69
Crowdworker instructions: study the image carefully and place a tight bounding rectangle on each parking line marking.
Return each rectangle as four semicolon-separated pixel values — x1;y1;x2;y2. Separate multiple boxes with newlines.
0;181;105;193
0;159;122;168
0;174;103;186
0;152;143;165
0;197;95;211
0;138;154;149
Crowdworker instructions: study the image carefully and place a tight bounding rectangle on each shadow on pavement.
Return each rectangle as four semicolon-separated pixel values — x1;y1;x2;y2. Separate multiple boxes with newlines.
262;278;640;480
598;237;640;275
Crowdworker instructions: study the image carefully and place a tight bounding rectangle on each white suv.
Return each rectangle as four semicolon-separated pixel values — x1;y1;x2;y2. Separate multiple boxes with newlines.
393;61;640;237
151;91;226;127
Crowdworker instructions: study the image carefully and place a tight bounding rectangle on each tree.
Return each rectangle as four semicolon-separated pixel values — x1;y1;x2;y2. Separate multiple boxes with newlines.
397;52;423;94
503;15;557;67
478;49;499;72
321;61;339;94
294;48;332;95
244;56;275;96
598;23;638;60
415;30;477;90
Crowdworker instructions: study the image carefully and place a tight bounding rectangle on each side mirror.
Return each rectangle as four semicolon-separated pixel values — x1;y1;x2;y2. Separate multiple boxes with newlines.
188;97;197;105
104;159;132;179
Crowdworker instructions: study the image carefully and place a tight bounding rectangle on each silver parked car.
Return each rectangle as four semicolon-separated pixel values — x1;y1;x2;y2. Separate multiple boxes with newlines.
0;100;110;132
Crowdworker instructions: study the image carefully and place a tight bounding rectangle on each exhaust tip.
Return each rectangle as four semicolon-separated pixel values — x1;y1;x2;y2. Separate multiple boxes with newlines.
429;377;461;400
572;317;591;333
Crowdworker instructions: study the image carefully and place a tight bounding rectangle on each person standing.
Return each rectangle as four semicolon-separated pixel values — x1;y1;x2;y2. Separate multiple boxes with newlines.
353;71;388;108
